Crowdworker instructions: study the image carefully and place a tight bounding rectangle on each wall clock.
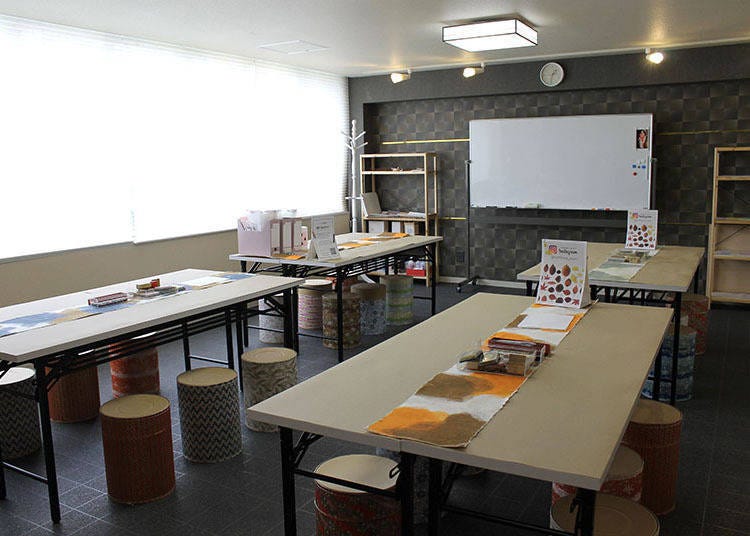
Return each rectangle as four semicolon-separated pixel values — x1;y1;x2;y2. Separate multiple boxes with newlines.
540;62;564;87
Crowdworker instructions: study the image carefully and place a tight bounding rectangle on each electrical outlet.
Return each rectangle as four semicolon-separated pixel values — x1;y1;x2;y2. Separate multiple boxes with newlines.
455;249;465;264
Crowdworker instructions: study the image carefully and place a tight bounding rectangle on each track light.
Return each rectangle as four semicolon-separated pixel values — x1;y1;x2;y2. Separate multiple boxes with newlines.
645;49;664;64
390;70;411;83
463;63;485;78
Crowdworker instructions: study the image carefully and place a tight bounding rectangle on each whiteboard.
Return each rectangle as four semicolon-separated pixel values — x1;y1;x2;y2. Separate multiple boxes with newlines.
469;114;653;210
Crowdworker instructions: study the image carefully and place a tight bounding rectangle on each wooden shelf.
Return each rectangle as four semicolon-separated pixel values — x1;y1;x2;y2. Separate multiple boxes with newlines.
715;217;750;225
364;214;437;222
710;291;750;304
714;253;750;261
361;170;426;175
717;175;750;181
361;152;437;158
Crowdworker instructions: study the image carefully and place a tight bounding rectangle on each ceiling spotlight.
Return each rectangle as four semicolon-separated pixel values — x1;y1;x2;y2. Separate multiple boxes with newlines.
645;49;665;64
463;63;485;78
390;70;411;83
443;19;537;52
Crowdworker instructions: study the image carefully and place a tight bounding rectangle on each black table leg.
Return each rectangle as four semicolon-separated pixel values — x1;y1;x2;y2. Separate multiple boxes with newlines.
525;281;533;297
282;288;297;351
428;458;442;536
279;427;297;536
671;292;682;405
429;245;437;316
235;303;245;390
0;440;6;499
34;361;61;523
574;488;596;536
336;269;344;363
604;287;611;302
224;309;235;370
182;321;191;371
398;452;415;536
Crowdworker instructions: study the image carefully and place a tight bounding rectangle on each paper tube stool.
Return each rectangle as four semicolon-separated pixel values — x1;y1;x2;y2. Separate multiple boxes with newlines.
0;367;41;459
298;279;333;330
100;394;175;504
552;445;643;504
551;493;659;535
351;283;387;336
622;399;682;515
642;325;696;402
48;366;100;423
681;293;709;355
326;276;359;293
322;293;361;349
109;334;160;398
259;294;285;344
314;454;401;536
382;275;413;325
177;367;242;463
241;347;297;432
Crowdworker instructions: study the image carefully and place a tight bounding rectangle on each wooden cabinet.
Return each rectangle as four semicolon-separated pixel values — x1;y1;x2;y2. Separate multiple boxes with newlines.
707;146;750;305
360;152;439;281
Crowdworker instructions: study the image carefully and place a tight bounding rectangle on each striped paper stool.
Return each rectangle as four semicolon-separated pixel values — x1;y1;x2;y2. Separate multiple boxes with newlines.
622;399;682;515
351;283;387;336
314;454;400;536
100;394;175;504
0;367;41;459
48;365;100;423
322;292;361;349
299;279;334;330
552;445;643;504
109;334;160;398
177;367;242;462
551;493;659;535
642;325;696;402
682;293;709;355
241;348;297;432
259;294;285;344
381;275;413;325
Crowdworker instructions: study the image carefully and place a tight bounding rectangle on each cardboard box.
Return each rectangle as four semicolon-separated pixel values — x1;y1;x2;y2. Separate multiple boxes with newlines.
237;218;281;256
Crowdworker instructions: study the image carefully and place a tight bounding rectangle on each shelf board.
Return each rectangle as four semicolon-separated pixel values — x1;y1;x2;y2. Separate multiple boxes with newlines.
716;147;750;153
361;170;426;175
365;214;436;222
714;251;750;261
717;176;750;181
715;217;750;225
362;153;435;158
710;291;750;304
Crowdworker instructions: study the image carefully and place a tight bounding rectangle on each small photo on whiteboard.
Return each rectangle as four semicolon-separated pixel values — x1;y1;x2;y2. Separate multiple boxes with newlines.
636;129;649;149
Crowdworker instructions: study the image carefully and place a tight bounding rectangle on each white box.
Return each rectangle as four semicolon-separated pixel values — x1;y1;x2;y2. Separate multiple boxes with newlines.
367;220;385;233
237;218;281;256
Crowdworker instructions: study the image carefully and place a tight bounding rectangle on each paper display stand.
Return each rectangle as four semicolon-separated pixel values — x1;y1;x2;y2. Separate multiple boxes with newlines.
307;215;341;261
625;209;658;250
536;239;591;308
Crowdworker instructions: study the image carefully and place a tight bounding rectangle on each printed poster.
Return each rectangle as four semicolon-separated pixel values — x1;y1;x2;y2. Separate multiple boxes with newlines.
625;209;658;250
536;239;590;308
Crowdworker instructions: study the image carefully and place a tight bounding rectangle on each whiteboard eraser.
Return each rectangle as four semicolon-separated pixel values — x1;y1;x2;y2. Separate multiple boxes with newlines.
524;203;541;208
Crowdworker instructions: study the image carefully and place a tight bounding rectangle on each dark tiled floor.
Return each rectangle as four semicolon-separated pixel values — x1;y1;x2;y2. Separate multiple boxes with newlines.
1;284;748;535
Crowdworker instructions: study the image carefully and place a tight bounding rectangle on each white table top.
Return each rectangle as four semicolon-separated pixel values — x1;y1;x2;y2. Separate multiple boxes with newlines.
0;269;303;363
248;293;672;490
230;233;442;269
517;242;705;293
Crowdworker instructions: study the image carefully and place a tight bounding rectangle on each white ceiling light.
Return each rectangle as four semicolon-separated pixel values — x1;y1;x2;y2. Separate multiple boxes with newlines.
443;19;537;52
462;63;485;78
390;70;411;83
645;48;665;64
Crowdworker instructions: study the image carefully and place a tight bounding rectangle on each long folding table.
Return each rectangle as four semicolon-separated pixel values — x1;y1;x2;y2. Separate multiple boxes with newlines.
517;242;704;404
230;233;442;361
0;269;303;523
248;293;673;535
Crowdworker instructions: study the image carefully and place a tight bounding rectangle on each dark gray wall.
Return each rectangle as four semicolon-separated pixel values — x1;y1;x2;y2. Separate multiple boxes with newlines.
348;44;750;285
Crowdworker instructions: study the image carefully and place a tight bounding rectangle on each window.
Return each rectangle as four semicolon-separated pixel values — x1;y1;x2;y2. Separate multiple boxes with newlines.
0;15;348;258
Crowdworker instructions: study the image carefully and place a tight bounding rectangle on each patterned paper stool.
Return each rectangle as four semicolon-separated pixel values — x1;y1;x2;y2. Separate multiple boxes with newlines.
314;454;400;536
259;294;285;344
351;283;387;336
100;394;175;504
299;279;334;330
109;334;160;398
376;448;430;525
322;293;361;349
552;445;643;504
381;275;413;325
241;348;297;432
622;398;682;515
551;493;659;535
681;293;709;355
642;325;696;402
177;367;242;462
0;367;41;459
48;365;100;423
326;276;360;293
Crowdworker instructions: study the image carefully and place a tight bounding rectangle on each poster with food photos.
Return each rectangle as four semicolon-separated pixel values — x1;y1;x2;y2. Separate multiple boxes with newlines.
536;239;590;309
625;209;658;250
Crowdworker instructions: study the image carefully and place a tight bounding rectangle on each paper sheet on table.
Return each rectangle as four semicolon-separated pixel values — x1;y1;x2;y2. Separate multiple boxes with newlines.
518;311;574;331
180;276;229;288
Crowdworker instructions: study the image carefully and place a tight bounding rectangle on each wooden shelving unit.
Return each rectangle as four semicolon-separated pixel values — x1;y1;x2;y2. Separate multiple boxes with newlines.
360;152;439;283
707;147;750;305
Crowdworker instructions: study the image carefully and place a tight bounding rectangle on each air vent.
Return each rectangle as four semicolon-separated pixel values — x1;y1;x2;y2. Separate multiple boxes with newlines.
258;40;328;55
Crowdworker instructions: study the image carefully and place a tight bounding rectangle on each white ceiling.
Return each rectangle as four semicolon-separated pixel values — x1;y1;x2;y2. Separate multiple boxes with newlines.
0;0;748;77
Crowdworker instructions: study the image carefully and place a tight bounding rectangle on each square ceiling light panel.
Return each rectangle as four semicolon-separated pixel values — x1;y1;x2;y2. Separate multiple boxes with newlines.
443;19;537;52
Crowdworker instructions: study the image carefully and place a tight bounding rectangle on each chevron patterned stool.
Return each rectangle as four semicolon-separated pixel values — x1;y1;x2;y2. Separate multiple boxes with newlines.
100;394;175;504
48;365;101;423
177;367;242;462
0;366;41;459
241;347;297;432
